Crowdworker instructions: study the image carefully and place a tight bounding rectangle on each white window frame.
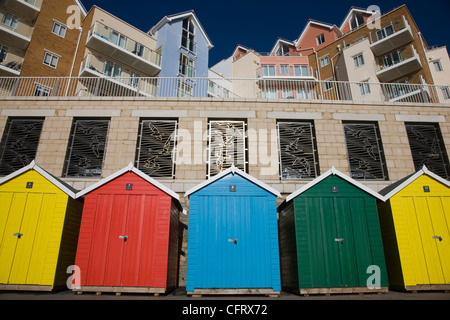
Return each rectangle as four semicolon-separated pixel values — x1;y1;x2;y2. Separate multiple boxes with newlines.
52;21;67;38
441;86;450;100
433;60;443;72
1;12;19;29
316;33;325;46
262;65;276;77
294;65;308;77
353;53;365;68
280;64;289;75
359;80;371;96
320;55;329;67
34;83;51;96
43;51;59;69
324;78;334;91
376;24;394;41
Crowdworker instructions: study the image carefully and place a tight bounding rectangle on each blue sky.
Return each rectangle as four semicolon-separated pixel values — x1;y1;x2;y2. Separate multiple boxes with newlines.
79;0;450;67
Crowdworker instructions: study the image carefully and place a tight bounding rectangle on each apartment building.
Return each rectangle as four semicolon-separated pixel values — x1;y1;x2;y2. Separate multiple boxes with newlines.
0;0;86;79
149;10;213;97
309;6;440;103
70;6;162;97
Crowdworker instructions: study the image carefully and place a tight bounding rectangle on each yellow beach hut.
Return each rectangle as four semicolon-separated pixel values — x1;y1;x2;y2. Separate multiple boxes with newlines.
377;166;450;292
0;161;83;291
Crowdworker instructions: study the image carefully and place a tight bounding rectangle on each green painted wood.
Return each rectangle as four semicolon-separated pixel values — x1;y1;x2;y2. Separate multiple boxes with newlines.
279;175;388;292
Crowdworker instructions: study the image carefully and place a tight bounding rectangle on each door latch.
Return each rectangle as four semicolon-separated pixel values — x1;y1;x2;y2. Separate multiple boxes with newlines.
119;235;128;242
13;233;23;239
433;236;442;242
335;238;345;244
228;238;237;245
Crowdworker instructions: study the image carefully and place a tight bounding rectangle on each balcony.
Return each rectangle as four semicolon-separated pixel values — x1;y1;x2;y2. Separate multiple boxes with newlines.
2;0;41;21
0;50;23;76
375;45;422;82
257;65;316;81
86;21;161;76
79;54;157;97
0;76;447;106
0;11;33;49
369;16;414;56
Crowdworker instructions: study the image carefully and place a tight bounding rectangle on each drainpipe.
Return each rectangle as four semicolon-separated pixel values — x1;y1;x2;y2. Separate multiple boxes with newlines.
296;47;321;98
330;48;342;100
65;27;83;96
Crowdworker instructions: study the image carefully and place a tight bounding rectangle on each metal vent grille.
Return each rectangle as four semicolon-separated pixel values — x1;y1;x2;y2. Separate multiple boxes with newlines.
343;122;388;180
64;119;110;177
277;121;319;179
208;120;246;178
0;118;44;176
136;119;177;179
405;123;450;180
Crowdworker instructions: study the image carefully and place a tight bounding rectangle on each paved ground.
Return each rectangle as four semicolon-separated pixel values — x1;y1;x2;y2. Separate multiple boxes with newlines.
1;287;449;300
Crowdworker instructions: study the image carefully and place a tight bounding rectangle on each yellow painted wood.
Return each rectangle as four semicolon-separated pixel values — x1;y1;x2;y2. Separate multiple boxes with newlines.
0;193;27;284
0;170;70;288
390;175;450;287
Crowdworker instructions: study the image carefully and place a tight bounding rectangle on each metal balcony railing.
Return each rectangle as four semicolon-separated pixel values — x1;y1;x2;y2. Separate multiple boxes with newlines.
0;76;449;105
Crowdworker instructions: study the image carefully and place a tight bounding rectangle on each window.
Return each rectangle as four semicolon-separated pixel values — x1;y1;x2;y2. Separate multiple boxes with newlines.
52;21;67;38
353;53;365;68
316;33;325;46
0;45;8;63
441;86;450;100
376;24;394;40
433;60;443;72
294;65;309;76
276;43;290;56
382;50;402;67
405;123;450;180
319;55;329;67
103;60;122;78
1;12;19;29
324;78;334;91
136;119;178;178
282;88;292;98
129;72;140;88
262;87;277;99
208;120;247;178
280;64;289;75
43;51;59;68
133;43;144;57
343;121;388;180
261;65;276;76
297;88;312;99
359;81;371;96
179;53;195;77
110;30;127;49
181;18;196;53
0;118;44;176
177;80;193;97
277;121;319;179
34;84;51;96
63;118;110;177
350;12;365;30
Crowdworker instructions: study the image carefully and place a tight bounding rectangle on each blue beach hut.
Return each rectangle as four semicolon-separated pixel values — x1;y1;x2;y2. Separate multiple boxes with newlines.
185;165;281;296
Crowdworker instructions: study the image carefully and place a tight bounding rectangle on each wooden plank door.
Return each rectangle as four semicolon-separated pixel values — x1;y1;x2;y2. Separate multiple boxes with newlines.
0;193;26;284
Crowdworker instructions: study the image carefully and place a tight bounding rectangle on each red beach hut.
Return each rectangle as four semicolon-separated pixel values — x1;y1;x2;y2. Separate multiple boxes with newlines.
73;163;182;295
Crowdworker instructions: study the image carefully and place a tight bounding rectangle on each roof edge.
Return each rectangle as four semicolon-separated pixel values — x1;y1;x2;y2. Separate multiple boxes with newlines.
185;164;281;198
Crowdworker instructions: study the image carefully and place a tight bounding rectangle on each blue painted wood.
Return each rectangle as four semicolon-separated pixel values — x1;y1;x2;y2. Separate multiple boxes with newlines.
186;173;281;292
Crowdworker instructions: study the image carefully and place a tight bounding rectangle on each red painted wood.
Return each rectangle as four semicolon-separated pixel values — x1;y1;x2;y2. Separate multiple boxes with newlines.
74;172;178;290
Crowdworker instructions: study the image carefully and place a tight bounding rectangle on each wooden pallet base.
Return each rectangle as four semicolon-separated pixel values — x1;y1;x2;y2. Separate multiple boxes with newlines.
187;288;280;297
300;287;389;296
0;284;53;292
73;286;166;295
404;284;450;292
